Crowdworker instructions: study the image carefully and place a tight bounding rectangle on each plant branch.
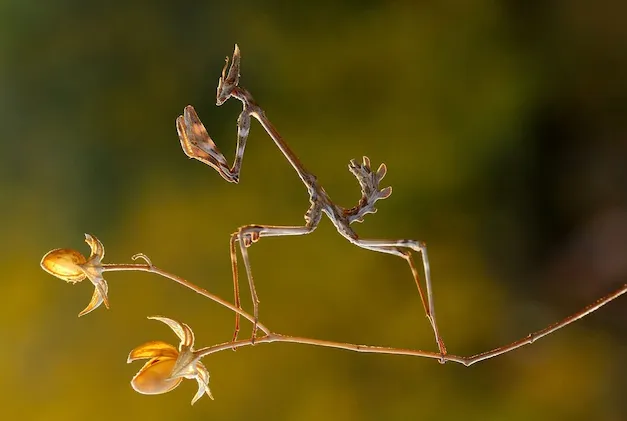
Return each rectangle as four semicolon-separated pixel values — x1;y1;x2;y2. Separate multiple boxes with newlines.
101;262;271;335
106;261;626;367
462;282;627;365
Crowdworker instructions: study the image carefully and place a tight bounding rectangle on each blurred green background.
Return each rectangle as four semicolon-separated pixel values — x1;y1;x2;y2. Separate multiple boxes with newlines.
2;0;626;420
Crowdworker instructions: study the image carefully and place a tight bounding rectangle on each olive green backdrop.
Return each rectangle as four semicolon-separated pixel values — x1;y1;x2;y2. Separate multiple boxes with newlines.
2;1;626;420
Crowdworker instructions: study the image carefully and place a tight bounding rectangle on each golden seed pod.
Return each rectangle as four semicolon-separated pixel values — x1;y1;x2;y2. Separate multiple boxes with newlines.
131;358;183;395
40;248;87;283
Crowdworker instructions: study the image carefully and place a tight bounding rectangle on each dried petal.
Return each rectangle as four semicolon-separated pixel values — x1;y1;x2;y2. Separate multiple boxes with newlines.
191;361;213;404
149;316;195;347
78;258;109;311
84;234;104;260
78;279;108;317
40;248;87;283
95;279;110;309
127;341;179;362
131;357;183;395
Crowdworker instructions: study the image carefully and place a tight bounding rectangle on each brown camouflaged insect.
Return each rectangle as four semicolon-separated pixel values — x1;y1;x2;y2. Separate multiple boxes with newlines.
176;45;447;357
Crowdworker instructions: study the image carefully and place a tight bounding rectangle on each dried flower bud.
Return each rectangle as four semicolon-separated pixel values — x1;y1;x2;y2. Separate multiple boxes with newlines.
40;248;87;283
128;317;214;404
40;234;110;316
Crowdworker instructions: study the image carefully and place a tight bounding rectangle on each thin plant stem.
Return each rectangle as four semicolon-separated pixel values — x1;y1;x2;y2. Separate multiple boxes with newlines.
105;261;626;367
462;282;627;365
195;334;456;363
102;262;271;335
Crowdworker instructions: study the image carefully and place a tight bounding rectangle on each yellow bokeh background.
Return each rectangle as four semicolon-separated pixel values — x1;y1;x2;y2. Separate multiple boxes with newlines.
1;1;625;420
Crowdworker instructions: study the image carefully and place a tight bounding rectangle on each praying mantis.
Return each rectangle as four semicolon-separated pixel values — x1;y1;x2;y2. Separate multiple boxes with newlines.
175;45;626;366
176;45;448;358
